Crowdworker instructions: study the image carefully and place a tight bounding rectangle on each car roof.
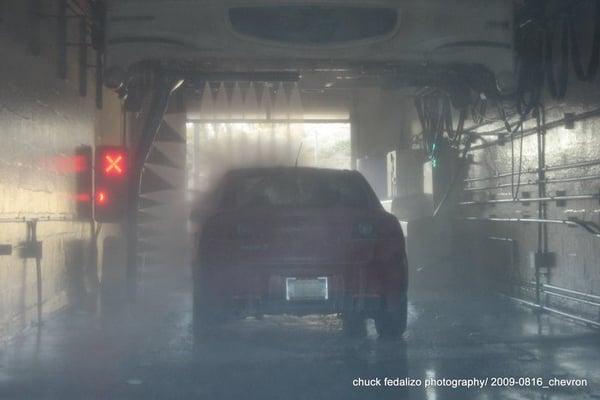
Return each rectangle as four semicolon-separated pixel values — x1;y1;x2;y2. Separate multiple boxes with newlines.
224;166;357;177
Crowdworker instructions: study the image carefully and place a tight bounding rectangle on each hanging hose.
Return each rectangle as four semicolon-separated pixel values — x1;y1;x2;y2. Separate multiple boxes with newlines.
511;121;526;200
515;0;600;107
544;13;570;99
443;97;467;146
514;7;545;117
415;92;467;165
470;96;487;125
415;95;443;163
432;137;473;218
569;0;600;82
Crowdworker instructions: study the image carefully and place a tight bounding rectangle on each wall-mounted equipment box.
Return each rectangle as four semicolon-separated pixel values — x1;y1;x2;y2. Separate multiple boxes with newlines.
0;244;12;256
530;251;557;270
19;241;42;259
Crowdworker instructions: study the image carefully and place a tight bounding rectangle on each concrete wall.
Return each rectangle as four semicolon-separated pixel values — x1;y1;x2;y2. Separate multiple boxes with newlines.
0;0;123;344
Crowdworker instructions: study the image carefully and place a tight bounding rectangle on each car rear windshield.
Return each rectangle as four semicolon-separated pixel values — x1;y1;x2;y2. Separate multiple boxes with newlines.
221;170;376;209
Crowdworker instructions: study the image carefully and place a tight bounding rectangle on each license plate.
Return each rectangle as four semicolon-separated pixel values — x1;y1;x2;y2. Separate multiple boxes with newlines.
285;277;328;301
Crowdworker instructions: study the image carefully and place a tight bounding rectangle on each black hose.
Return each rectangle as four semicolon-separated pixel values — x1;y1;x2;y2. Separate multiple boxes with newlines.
443;97;466;144
512;121;525;200
432;137;473;218
569;0;600;82
544;14;570;99
515;22;545;116
415;95;444;161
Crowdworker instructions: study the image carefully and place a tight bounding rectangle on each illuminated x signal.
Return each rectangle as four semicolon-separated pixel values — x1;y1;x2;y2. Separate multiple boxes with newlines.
94;146;128;222
104;154;124;175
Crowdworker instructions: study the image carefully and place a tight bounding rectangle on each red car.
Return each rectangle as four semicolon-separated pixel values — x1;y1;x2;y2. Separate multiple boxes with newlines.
192;167;408;338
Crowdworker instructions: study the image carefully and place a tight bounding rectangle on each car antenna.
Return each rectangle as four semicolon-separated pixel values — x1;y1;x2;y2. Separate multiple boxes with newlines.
294;142;303;168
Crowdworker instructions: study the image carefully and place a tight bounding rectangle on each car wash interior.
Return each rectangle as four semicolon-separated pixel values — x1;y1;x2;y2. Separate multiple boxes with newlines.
1;1;599;399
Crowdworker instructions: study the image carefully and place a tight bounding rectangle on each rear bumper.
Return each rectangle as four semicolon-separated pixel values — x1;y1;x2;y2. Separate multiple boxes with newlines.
195;262;406;317
231;297;385;317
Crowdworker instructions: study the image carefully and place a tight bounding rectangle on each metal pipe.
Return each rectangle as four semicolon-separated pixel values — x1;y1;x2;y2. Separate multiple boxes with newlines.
535;108;546;306
460;193;599;206
504;294;600;329
95;49;104;109
181;71;301;83
463;217;600;238
465;173;600;192
488;236;515;242
464;158;600;183
519;281;600;306
78;16;87;97
465;181;535;192
57;0;67;79
187;118;350;124
522;281;600;305
542;283;600;302
465;216;577;225
464;168;537;184
545;158;600;172
0;216;79;224
542;290;600;308
27;221;43;326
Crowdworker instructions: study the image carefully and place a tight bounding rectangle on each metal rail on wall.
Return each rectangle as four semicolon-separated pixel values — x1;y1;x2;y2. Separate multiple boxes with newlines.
504;294;600;329
504;282;600;329
460;192;600;206
464;173;600;192
0;216;79;224
464;157;600;184
464;217;600;238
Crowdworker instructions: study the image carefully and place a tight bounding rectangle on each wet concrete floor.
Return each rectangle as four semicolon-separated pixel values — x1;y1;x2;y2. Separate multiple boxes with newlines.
1;266;599;400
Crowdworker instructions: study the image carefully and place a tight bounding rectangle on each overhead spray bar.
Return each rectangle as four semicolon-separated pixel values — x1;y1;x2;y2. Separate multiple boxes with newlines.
174;71;301;84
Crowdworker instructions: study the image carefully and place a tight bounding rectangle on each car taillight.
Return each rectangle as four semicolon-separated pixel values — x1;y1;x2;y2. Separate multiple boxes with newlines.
352;218;403;239
352;221;377;239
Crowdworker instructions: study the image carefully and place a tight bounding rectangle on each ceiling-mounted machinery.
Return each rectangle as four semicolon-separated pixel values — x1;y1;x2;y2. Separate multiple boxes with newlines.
102;0;515;96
